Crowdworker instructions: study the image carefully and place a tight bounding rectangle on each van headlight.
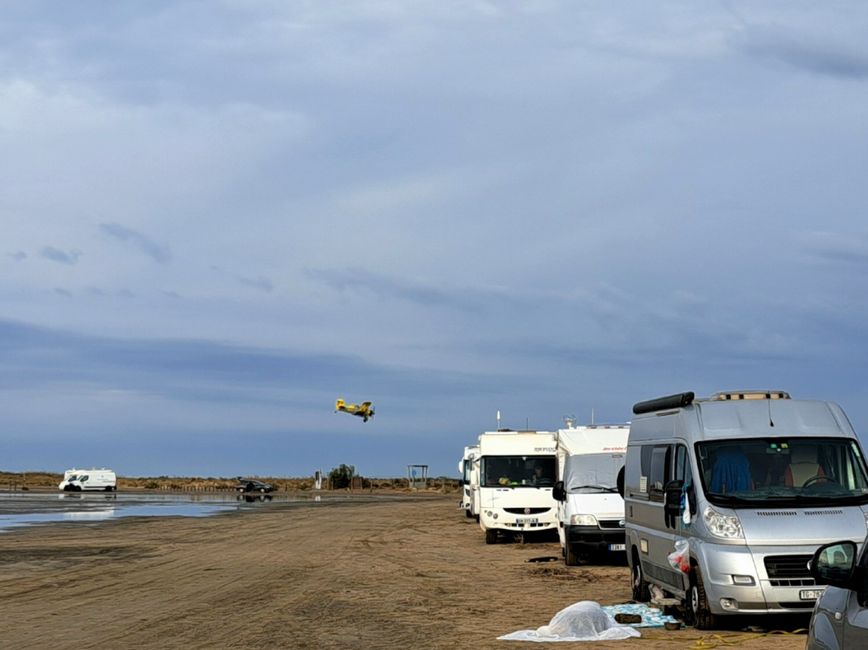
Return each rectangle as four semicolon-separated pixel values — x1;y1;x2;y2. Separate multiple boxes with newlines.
570;514;598;526
703;506;743;539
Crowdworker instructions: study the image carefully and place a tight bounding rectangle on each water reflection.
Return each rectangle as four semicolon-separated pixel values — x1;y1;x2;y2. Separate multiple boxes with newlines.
0;494;242;532
63;508;116;521
239;494;273;503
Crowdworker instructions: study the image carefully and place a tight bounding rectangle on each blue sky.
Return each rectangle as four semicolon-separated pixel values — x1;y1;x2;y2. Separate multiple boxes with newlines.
3;2;868;477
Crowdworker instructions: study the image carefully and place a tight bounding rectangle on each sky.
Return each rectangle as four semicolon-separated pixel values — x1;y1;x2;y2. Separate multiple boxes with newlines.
3;2;868;478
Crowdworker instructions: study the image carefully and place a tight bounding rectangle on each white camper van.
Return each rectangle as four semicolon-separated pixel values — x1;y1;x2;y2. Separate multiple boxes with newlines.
59;468;117;492
624;391;868;629
458;445;480;519
552;424;629;565
477;430;557;544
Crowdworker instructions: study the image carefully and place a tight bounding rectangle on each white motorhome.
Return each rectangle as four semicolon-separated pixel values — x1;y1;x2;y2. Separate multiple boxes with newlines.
624;390;868;629
477;430;557;544
458;445;480;519
59;468;117;492
552;424;629;565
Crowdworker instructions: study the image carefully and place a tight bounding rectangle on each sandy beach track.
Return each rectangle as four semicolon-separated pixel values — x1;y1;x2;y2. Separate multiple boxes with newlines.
0;494;807;649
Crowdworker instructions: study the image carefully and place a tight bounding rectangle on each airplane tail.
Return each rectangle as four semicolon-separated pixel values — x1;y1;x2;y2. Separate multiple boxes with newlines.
335;398;345;411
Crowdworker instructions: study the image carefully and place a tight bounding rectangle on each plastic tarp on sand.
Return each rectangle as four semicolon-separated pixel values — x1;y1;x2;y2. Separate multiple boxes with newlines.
498;601;641;642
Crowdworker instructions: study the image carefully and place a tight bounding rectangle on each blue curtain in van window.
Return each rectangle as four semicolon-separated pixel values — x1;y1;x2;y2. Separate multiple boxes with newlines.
709;450;752;493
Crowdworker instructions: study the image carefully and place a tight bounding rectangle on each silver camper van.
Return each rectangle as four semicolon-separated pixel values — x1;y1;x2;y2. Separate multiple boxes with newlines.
624;390;868;629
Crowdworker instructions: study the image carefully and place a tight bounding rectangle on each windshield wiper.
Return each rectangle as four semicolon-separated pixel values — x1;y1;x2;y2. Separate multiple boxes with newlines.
571;484;618;493
707;493;753;505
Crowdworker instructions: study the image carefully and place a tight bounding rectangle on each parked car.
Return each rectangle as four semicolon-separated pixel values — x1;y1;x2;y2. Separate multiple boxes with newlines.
235;478;274;493
808;536;868;648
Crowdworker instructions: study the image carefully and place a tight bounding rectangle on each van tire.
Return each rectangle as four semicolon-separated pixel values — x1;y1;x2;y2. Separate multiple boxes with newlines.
688;566;717;630
631;551;650;602
484;529;498;545
564;543;579;566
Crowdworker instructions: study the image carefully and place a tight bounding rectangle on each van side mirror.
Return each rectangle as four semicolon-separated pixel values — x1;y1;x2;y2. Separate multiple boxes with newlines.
552;481;566;502
617;467;625;498
663;479;684;528
458;478;465;486
811;541;862;591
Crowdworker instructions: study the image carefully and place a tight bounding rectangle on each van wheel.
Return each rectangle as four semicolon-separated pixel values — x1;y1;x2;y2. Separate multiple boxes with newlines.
564;543;579;566
631;553;650;602
465;509;473;519
688;566;717;630
484;529;498;544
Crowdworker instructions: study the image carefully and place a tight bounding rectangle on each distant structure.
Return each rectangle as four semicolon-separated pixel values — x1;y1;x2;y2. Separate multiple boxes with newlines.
407;464;428;490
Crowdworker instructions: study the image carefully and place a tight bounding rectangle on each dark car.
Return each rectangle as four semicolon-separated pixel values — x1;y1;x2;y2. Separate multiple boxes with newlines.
808;536;868;649
235;478;274;493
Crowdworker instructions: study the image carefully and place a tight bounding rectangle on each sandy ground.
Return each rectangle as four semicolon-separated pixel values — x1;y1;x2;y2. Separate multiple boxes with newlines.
0;494;809;649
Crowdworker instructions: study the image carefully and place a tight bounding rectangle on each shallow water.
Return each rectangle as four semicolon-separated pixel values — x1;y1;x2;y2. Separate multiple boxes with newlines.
0;491;292;531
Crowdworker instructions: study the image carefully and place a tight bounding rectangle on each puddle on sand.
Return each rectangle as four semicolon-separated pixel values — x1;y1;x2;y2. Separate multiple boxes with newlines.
0;494;244;532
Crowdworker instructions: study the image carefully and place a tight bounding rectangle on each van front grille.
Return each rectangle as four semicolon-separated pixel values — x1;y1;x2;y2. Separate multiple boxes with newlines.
598;519;625;529
764;555;812;582
504;507;550;515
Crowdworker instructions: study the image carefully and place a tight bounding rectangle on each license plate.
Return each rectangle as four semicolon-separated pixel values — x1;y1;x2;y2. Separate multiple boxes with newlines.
515;517;539;525
800;589;824;601
608;543;626;551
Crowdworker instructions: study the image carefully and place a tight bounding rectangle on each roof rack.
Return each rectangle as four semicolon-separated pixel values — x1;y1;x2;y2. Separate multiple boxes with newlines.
632;392;695;415
709;391;790;401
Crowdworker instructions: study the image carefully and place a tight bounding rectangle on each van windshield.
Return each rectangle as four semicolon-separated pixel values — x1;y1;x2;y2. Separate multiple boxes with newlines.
697;437;868;506
564;453;624;493
481;456;556;487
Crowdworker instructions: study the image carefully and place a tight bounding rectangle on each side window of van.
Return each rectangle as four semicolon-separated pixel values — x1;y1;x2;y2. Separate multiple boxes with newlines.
674;446;690;482
637;445;671;503
649;446;670;502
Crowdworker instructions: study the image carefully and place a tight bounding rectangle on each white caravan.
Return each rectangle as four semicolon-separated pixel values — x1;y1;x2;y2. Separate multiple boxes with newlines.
458;445;480;519
59;468;117;492
477;430;557;544
552;424;629;565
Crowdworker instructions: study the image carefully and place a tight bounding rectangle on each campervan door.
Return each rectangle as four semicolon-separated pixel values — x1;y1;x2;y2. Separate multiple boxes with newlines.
625;391;868;629
553;425;628;565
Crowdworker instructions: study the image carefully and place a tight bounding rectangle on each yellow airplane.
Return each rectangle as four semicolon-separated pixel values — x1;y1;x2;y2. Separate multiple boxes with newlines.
335;398;375;422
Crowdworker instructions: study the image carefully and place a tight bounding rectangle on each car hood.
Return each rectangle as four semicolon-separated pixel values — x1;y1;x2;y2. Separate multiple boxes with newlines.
737;507;867;544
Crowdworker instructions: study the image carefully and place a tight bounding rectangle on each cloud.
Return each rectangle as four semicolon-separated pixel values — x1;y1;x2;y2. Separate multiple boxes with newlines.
40;247;82;265
99;222;172;264
238;275;274;292
8;251;27;262
307;267;511;312
738;26;868;80
0;317;475;404
799;230;868;266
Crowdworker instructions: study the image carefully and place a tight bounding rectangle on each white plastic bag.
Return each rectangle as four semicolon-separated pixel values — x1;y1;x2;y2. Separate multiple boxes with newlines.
498;601;641;642
667;539;690;573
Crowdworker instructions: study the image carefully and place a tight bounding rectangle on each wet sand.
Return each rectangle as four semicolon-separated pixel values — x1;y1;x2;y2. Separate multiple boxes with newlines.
0;494;808;649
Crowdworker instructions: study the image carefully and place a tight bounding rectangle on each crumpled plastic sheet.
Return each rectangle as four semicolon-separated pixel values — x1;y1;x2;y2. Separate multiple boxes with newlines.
602;603;679;627
497;601;642;642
